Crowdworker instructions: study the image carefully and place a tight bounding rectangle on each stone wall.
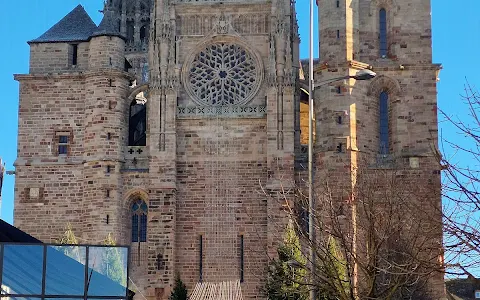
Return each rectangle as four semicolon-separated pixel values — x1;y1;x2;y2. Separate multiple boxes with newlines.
29;42;89;74
175;118;269;297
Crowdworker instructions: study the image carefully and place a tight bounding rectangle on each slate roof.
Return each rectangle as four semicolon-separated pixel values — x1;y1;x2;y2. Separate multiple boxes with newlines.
29;5;98;44
91;9;126;40
0;219;42;243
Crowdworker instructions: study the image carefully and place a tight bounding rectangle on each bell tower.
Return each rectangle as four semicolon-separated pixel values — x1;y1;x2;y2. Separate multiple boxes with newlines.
313;0;444;298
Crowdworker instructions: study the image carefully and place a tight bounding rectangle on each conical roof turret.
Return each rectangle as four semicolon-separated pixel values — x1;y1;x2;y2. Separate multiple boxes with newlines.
91;7;125;40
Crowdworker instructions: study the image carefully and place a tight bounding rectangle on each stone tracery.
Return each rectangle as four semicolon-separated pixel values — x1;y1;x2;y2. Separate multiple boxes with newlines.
185;42;262;106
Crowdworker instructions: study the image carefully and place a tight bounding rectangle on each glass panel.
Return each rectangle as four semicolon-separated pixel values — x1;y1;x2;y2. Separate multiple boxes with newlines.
45;298;84;300
132;201;139;212
59;136;69;144
132;215;139;243
379;92;389;154
140;214;147;242
2;245;44;295
87;247;128;297
379;9;388;56
0;296;42;300
45;246;86;296
129;103;147;146
59;145;68;155
140;202;147;212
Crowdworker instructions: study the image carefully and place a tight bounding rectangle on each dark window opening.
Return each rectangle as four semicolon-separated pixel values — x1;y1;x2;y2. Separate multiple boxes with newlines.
58;135;69;155
140;25;149;42
131;199;148;243
106;165;112;174
379;9;388;57
337;143;343;153
336;86;342;94
106;189;110;198
336;0;340;7
127;21;135;44
129;100;147;146
337;30;340;39
71;44;78;66
337;115;343;124
199;235;204;282
240;235;244;283
379;91;389;154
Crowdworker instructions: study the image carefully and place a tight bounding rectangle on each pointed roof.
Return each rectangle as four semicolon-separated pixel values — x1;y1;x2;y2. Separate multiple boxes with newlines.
29;5;97;44
91;8;126;40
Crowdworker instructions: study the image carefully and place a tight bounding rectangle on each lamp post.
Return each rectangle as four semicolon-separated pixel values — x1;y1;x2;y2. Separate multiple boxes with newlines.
306;68;376;300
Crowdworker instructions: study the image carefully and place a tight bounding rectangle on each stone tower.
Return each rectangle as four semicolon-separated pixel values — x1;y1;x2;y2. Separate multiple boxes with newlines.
312;0;444;297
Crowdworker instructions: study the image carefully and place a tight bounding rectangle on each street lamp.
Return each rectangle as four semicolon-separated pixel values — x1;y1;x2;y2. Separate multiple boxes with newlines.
306;68;376;300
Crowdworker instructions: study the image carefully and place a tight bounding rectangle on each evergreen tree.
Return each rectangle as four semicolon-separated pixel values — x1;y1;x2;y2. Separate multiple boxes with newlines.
169;274;188;300
56;223;81;261
265;219;308;300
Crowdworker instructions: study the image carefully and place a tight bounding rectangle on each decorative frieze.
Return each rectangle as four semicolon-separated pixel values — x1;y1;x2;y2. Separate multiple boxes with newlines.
177;13;270;36
177;105;266;118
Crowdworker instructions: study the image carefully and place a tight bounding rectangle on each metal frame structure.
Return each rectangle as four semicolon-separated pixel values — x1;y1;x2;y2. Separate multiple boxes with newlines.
0;243;130;300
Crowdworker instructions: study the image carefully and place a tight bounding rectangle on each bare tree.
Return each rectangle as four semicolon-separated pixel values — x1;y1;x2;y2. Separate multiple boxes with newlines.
262;161;444;300
438;81;480;277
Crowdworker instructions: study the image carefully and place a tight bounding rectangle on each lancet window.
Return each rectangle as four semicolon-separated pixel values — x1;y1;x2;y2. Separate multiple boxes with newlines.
379;8;388;57
379;91;389;154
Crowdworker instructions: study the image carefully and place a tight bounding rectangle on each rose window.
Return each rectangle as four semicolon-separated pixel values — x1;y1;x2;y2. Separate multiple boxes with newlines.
185;42;261;106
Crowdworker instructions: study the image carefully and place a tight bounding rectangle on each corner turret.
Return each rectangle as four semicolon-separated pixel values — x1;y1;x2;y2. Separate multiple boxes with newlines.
89;8;126;71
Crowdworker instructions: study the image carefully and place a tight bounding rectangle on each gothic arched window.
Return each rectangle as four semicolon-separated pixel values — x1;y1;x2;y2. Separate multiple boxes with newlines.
126;21;135;44
131;199;148;243
379;91;389;154
379;8;388;57
129;100;146;146
140;25;148;42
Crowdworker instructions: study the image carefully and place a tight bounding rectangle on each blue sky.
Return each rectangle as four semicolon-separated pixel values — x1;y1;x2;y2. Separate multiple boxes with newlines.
0;0;478;224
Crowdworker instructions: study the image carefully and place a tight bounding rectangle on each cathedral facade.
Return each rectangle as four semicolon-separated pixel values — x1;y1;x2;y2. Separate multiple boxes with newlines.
13;0;444;299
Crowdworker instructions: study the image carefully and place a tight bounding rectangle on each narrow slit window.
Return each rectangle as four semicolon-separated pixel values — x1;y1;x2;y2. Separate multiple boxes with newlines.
240;235;244;283
199;235;204;282
336;0;340;8
337;30;340;39
379;91;389;154
379;9;388;57
71;44;78;66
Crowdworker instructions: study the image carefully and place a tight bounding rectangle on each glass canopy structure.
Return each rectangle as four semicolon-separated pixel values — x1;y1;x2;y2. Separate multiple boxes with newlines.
0;243;129;300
